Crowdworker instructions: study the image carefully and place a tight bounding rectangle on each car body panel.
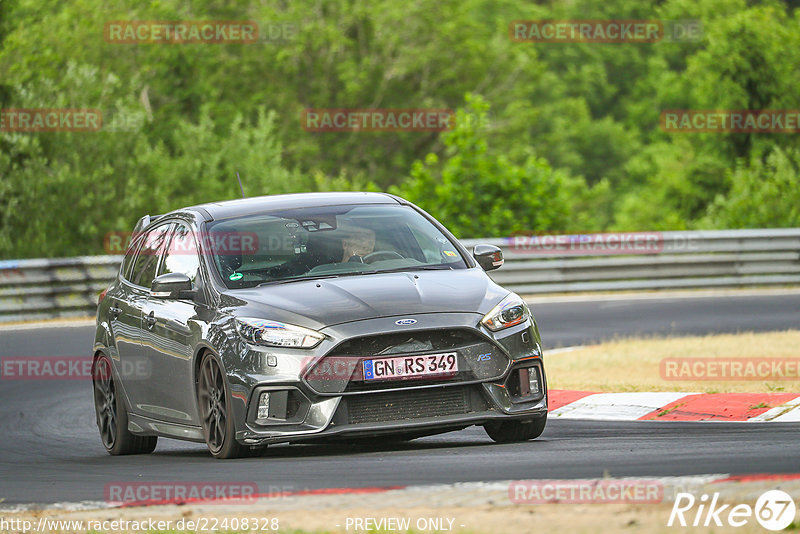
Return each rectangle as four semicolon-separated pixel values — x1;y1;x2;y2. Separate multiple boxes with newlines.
223;268;507;330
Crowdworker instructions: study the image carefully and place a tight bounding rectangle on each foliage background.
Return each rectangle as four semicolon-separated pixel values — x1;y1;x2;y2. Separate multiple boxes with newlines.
1;0;799;258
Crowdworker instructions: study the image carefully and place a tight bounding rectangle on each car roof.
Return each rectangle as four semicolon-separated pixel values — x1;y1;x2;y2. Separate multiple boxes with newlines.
187;192;403;221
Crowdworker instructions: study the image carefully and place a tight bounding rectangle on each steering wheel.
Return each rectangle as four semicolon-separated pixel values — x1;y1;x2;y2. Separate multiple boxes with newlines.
362;250;404;264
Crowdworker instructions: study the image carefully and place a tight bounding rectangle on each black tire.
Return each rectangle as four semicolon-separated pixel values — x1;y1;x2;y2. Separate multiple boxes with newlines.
92;354;158;455
197;351;250;459
484;413;547;443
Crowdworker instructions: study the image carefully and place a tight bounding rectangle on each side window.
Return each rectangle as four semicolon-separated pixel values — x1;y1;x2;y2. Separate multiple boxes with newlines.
158;224;200;282
120;235;144;281
130;224;171;287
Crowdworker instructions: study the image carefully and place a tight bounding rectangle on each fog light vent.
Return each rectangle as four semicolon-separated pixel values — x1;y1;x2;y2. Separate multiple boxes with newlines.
256;392;270;422
507;366;543;401
528;367;541;395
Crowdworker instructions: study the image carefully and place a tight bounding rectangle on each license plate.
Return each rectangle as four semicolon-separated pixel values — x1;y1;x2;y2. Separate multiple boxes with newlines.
363;352;458;381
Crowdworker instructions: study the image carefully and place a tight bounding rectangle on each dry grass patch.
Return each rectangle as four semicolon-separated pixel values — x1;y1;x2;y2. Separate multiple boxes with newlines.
546;330;800;393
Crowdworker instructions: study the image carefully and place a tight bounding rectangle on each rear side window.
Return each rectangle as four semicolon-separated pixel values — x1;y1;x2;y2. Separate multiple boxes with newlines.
120;236;142;281
158;223;200;282
129;224;172;287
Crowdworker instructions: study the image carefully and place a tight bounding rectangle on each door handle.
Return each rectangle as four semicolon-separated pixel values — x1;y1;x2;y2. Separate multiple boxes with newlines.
146;312;157;329
109;306;122;318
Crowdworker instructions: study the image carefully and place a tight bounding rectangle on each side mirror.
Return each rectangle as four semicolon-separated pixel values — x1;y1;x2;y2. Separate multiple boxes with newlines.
473;244;504;271
151;273;195;299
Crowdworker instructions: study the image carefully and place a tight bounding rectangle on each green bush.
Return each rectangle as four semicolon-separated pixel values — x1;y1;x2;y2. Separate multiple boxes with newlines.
393;95;586;238
703;147;800;228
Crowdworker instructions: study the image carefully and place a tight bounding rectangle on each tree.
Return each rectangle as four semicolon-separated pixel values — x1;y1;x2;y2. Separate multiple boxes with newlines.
703;147;800;228
393;95;583;238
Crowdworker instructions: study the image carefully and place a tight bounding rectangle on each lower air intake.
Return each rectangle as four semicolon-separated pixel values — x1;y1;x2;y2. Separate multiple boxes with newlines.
346;386;471;425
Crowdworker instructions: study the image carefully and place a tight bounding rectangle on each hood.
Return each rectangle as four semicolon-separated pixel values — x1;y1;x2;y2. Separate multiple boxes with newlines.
225;268;508;329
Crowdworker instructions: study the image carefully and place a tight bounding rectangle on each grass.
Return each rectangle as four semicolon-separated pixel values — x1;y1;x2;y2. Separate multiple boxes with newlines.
654;403;683;417
546;330;800;393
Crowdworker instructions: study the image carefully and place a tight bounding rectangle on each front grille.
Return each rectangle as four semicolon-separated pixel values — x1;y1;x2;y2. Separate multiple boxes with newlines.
305;329;509;394
346;386;472;424
331;329;486;357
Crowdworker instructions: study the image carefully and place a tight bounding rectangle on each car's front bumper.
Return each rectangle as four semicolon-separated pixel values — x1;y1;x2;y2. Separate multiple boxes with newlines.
235;359;547;446
228;313;547;445
239;402;548;445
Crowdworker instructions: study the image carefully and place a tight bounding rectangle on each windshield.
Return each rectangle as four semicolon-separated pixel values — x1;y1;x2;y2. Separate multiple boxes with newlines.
205;204;468;289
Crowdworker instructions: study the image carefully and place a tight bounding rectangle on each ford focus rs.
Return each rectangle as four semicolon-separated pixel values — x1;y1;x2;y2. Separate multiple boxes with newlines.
92;192;548;458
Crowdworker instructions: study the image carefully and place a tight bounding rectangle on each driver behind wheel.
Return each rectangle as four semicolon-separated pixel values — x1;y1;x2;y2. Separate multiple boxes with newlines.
340;226;376;262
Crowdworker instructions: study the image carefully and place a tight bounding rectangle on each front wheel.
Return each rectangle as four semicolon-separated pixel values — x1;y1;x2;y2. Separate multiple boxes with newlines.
197;352;250;459
484;413;547;443
92;354;158;455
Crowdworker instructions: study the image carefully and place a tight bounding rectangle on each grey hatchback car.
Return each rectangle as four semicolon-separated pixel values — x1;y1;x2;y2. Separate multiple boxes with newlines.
93;192;548;458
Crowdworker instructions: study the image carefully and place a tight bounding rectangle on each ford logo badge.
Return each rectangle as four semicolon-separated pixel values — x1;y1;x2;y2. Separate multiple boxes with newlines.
395;318;417;326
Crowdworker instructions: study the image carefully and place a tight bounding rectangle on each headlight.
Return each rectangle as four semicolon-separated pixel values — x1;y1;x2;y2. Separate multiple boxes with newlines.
235;318;324;348
481;293;531;331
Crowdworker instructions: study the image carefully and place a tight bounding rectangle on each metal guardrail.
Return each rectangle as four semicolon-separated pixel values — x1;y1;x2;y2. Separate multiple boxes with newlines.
0;256;122;323
461;228;800;294
1;229;798;323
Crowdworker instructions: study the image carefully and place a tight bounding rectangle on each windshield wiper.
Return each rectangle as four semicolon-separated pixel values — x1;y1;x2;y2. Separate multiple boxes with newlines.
256;273;352;287
256;270;386;286
256;265;453;286
357;264;454;275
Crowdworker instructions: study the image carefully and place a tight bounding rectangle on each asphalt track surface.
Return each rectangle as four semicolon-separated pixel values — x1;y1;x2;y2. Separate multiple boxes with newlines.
1;292;798;506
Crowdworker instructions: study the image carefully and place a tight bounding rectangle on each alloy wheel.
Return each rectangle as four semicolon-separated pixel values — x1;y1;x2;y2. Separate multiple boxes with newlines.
198;354;227;454
93;357;117;449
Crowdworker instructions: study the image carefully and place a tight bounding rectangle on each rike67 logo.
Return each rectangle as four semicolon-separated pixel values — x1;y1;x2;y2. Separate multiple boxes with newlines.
668;490;796;530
